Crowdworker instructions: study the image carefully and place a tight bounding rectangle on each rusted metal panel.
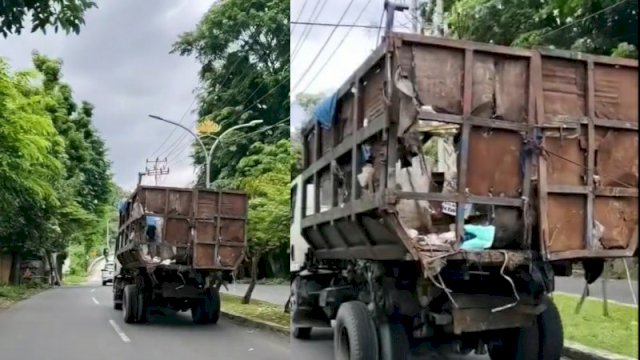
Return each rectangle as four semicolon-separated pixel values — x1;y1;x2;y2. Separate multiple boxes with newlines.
537;52;638;260
116;186;247;272
299;32;638;265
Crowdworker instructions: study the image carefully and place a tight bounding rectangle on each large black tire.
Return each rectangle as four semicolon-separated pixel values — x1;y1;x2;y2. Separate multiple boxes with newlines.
191;288;220;324
378;322;410;360
538;297;563;360
292;327;312;339
334;301;379;360
208;288;221;324
102;281;107;286
488;322;539;360
122;284;139;324
136;287;148;323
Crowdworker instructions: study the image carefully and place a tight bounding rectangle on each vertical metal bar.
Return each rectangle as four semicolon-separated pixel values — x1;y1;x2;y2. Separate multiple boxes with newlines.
384;39;399;200
313;123;321;215
351;81;362;220
214;190;223;267
456;48;474;243
586;60;596;251
192;189;199;267
523;54;536;249
532;53;550;259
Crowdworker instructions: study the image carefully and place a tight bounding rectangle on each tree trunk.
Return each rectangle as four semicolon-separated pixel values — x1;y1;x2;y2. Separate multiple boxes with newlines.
242;253;261;304
9;252;21;285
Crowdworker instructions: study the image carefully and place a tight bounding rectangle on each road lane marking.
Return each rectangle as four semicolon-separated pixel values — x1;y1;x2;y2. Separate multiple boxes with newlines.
92;297;100;305
109;320;131;343
91;289;96;293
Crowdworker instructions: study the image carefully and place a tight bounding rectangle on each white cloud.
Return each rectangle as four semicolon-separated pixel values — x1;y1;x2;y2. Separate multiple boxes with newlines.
290;0;416;99
0;0;217;189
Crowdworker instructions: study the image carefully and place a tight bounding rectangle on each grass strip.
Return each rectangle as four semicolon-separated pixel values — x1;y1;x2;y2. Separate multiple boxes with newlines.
63;274;87;285
0;284;46;309
220;293;289;328
554;293;638;358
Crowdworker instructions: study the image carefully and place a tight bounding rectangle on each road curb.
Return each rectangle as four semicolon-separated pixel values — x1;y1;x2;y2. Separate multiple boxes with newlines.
220;310;290;336
563;342;635;360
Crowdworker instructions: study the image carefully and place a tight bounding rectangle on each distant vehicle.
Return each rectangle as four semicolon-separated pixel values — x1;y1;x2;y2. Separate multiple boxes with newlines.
101;262;114;286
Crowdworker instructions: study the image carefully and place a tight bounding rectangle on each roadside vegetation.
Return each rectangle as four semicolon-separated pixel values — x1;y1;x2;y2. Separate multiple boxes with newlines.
220;293;289;329
0;283;46;309
0;1;115;286
173;0;290;303
554;293;638;358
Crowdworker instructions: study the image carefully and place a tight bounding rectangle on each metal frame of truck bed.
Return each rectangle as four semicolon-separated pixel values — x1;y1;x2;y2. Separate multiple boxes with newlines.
299;32;638;263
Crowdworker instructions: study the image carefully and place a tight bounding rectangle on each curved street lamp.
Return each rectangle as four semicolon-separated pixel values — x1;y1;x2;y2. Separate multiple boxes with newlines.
148;115;263;188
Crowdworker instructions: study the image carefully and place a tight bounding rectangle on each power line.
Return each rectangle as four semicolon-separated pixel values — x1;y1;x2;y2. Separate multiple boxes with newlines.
298;0;373;94
291;0;309;34
291;0;329;61
292;0;358;92
291;21;383;29
164;68;289;162
540;0;631;40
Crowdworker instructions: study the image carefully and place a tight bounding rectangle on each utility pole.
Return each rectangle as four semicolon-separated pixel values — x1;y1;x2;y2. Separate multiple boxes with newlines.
144;158;170;185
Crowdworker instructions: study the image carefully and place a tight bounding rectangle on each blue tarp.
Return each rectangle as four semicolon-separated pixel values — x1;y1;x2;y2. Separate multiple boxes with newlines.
312;92;338;130
117;199;128;214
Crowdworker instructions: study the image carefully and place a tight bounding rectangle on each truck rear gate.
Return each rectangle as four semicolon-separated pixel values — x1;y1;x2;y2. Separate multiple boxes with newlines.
293;30;637;360
114;186;248;324
299;32;638;267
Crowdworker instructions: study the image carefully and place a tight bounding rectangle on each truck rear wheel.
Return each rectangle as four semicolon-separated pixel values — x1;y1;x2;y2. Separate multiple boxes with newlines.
538;297;563;360
488;297;563;360
378;322;410;360
191;287;220;324
122;284;139;324
334;301;379;360
209;288;221;324
292;327;311;339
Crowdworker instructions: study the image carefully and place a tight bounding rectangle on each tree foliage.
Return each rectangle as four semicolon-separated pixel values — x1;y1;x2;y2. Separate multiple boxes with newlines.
443;0;637;58
172;0;290;184
0;55;113;278
0;0;96;37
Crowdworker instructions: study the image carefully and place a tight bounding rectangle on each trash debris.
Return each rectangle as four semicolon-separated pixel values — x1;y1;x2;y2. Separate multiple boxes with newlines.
460;225;496;251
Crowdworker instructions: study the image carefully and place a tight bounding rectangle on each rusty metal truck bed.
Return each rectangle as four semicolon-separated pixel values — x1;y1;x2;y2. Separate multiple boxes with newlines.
116;186;248;271
299;32;638;269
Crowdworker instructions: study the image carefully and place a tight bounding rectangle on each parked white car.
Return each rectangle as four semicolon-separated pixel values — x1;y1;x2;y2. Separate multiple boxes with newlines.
101;262;114;286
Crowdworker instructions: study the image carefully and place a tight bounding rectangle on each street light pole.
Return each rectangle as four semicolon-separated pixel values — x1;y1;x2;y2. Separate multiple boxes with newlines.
148;115;263;188
204;119;263;187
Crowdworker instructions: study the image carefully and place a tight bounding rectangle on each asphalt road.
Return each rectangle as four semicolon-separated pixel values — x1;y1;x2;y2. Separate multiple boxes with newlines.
0;284;289;360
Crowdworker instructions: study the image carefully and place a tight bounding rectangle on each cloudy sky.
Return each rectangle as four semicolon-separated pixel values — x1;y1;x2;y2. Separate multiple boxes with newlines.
290;0;417;130
0;0;216;191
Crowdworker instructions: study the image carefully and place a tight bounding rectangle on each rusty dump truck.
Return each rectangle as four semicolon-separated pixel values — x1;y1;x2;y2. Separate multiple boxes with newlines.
113;186;247;324
290;31;638;359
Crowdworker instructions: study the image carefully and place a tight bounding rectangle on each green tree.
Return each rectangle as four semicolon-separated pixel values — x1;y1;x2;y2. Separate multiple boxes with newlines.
0;55;114;284
0;0;96;37
232;140;293;303
173;0;290;185
445;0;637;58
